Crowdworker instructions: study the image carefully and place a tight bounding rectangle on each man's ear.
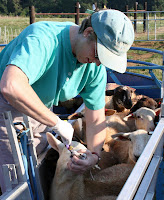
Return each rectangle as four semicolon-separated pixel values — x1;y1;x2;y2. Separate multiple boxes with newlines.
83;27;94;37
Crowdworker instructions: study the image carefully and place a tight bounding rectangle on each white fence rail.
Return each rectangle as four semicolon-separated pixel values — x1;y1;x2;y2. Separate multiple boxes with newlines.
125;11;164;41
0;27;22;44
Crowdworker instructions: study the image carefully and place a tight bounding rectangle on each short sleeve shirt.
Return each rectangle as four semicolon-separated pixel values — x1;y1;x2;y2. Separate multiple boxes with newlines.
0;21;107;110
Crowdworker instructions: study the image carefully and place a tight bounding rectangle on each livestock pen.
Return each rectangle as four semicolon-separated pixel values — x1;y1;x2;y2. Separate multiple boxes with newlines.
0;46;163;200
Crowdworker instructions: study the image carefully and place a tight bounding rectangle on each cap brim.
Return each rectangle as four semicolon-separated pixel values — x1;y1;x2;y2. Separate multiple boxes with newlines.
97;39;127;73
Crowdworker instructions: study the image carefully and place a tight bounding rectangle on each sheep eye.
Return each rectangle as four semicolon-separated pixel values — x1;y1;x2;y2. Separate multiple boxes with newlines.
137;116;141;118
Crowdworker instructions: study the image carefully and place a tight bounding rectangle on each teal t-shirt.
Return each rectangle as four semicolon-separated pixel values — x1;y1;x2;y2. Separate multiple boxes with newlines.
0;21;107;110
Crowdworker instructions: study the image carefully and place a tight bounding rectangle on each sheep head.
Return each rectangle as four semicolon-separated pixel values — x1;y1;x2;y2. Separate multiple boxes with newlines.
106;86;135;112
111;129;151;163
124;107;156;131
130;97;158;113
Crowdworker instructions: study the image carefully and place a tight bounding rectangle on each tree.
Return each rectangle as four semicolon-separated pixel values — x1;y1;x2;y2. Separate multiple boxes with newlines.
0;0;163;15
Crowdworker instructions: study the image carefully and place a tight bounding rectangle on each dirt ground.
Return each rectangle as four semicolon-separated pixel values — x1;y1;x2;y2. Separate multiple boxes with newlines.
128;41;164;64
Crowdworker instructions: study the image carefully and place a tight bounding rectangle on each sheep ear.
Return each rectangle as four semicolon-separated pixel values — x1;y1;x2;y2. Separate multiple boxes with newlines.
106;90;115;96
154;98;163;105
68;112;84;120
106;83;120;90
127;86;136;92
111;132;131;141
105;109;116;116
155;108;161;116
123;113;134;121
46;132;65;154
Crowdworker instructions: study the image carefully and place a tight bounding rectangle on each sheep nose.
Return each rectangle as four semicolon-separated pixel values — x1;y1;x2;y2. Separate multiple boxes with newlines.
124;100;133;109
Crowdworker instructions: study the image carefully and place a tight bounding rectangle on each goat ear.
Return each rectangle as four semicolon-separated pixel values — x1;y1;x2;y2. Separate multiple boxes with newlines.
105;109;116;116
106;90;115;96
111;132;130;141
46;132;64;154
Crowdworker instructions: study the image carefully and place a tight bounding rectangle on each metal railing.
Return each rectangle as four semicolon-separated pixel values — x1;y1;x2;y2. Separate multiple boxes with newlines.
124;11;164;41
115;47;164;200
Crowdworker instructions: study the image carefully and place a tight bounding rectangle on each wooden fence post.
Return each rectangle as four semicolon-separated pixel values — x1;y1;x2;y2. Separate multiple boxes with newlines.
29;6;35;24
125;5;128;16
134;2;138;32
75;2;80;25
143;2;147;32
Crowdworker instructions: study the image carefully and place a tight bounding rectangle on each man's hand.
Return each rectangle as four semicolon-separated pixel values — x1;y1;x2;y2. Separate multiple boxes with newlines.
67;149;99;173
50;116;74;145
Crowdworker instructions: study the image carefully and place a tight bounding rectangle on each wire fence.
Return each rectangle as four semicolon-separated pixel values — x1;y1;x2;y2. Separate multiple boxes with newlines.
0;26;22;44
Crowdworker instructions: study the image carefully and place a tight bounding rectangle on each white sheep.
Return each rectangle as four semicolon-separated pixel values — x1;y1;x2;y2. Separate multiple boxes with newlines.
46;129;151;200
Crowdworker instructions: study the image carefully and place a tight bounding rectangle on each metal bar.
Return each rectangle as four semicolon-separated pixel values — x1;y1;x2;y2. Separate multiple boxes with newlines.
106;69;122;85
2;111;32;199
22;114;44;200
117;118;164;200
0;182;30;200
156;157;164;199
134;144;162;200
127;65;163;69
126;85;159;89
127;66;163;69
124;11;164;14
147;12;149;40
149;70;161;88
130;47;163;55
35;12;89;16
0;44;7;47
155;13;156;40
2;165;13;192
145;192;154;200
2;112;28;183
135;39;164;42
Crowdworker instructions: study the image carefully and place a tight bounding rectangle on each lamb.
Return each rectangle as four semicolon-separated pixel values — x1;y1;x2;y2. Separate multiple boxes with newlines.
105;83;160;114
46;129;151;200
59;83;135;115
105;85;136;112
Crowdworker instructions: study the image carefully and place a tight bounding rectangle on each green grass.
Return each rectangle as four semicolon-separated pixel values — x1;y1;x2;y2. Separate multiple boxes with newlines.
127;41;163;80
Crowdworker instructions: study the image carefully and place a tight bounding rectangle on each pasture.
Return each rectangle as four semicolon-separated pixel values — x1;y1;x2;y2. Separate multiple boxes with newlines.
0;15;163;80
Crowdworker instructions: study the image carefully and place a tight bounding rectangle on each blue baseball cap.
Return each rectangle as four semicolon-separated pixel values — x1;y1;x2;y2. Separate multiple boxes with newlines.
91;9;134;73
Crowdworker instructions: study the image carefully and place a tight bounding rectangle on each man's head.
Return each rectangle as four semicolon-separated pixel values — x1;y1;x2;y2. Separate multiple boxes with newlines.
91;9;134;73
79;9;134;73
